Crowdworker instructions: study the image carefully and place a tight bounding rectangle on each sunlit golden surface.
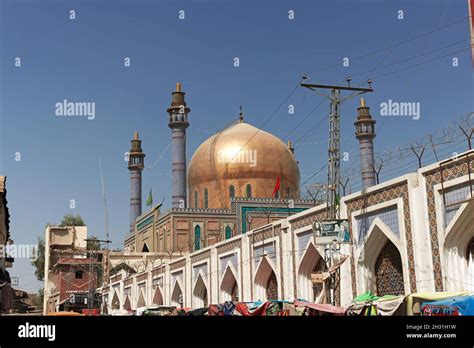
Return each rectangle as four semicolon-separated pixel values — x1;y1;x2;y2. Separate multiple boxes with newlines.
188;121;300;209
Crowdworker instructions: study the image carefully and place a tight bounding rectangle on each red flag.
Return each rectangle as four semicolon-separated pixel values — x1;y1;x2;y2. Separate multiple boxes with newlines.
272;175;281;197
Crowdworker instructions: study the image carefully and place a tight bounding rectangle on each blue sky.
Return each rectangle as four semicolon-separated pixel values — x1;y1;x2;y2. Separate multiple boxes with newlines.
0;0;472;292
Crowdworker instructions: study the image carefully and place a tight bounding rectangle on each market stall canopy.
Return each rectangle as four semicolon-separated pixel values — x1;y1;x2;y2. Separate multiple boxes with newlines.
421;295;474;316
405;291;471;315
294;300;345;315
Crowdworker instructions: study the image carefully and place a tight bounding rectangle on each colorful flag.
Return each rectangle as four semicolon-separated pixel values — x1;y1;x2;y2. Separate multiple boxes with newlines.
272;175;281;197
146;188;153;206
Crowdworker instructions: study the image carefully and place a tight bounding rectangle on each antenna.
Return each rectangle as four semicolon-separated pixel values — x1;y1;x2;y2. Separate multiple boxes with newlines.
98;157;111;286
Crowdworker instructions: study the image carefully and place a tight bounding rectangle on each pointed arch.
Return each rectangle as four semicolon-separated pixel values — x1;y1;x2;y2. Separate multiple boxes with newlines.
246;184;252;198
111;290;120;310
297;242;326;303
136;288;146;308
123;296;131;311
141;243;149;252
193;274;209;308
375;240;404;296
194;225;201;251
225;225;232;240
204;188;209;208
171;281;183;308
152;287;163;306
356;219;408;296
254;256;279;301
220;266;239;302
443;199;474;291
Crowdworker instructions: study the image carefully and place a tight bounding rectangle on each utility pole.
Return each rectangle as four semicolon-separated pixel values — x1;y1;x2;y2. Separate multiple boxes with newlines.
301;78;373;219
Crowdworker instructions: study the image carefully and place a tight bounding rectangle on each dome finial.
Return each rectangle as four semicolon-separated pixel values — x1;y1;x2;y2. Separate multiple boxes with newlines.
239;106;244;122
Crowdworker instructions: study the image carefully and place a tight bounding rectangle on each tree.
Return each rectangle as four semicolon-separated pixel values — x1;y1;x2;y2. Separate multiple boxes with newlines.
30;237;45;281
59;214;85;227
35;288;44;310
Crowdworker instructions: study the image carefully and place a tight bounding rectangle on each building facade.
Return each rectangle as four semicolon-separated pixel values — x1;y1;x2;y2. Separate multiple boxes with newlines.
43;226;102;314
0;176;13;313
102;150;474;312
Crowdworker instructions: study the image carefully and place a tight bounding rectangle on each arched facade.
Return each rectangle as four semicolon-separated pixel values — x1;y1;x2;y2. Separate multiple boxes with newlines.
297;243;326;303
152;287;164;305
254;256;278;301
220;266;239;302
355;219;409;296
111;290;120;310
171;281;183;307
136;288;146;308
193;274;209;308
443;200;474;291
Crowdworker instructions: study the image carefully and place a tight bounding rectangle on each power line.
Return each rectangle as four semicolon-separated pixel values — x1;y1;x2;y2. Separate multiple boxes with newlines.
311;15;470;74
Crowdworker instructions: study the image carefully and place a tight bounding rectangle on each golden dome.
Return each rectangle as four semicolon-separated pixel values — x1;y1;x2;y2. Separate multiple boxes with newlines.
188;121;300;209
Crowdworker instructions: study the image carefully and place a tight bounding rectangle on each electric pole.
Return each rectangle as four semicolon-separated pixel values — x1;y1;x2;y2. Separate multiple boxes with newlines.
301;78;373;219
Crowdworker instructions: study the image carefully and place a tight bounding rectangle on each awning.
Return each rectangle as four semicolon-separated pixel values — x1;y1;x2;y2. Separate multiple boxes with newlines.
294;300;345;314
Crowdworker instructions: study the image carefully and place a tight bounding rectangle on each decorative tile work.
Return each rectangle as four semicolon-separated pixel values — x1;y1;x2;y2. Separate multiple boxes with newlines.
355;205;400;244
152;266;165;278
169;258;186;271
423;155;474;292
251;226;279;243
216;239;241;254
290;209;328;230
345;181;417;296
137;272;148;283
110;274;122;283
191;250;211;264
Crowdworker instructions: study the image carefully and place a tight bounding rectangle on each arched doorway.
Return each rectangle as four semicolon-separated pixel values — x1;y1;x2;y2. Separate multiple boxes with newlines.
111;290;120;310
123;295;132;311
220;267;239;302
297;243;326;302
266;272;278;300
254;257;278;300
193;274;209;308
375;240;404;296
136;289;146;308
152;287;163;306
171;282;183;308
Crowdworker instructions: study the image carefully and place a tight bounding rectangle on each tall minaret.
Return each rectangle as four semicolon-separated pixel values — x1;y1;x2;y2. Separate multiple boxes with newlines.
128;132;145;234
167;83;190;208
355;98;376;190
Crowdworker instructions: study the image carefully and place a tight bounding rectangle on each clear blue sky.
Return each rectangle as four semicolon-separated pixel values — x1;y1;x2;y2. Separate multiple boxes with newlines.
0;0;472;292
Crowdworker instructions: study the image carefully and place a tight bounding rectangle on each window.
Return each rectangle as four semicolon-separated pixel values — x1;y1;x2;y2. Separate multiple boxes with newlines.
225;225;232;240
75;270;83;279
246;184;252;198
194;191;198;208
195;225;201;251
204;188;208;208
229;185;235;199
375;241;404;296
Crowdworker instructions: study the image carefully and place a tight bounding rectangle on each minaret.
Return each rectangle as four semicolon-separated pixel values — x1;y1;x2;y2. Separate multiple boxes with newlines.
355;98;376;190
167;83;190;208
128;132;145;234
